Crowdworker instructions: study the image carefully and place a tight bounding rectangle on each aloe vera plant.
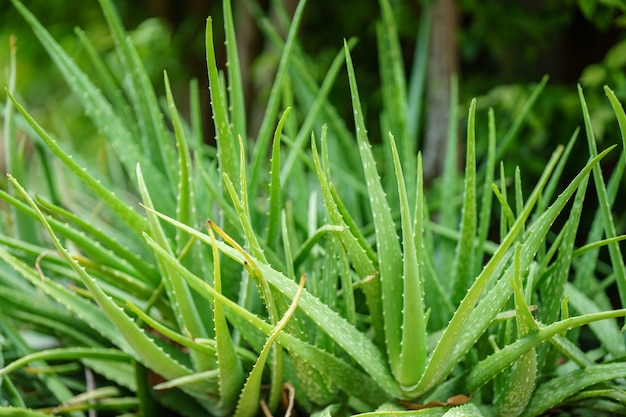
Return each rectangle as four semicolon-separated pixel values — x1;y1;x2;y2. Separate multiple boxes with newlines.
2;0;626;416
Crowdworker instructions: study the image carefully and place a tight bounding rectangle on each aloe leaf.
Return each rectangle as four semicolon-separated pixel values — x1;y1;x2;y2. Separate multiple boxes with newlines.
0;190;157;287
407;4;432;145
0;407;55;417
466;308;626;393
311;133;376;279
573;152;623;293
415;145;614;396
443;403;486;417
377;0;411;187
97;0;176;184
223;0;246;140
452;145;613;367
142;233;390;405
0;247;133;354
221;136;266;263
281;39;356;183
353;408;444;417
208;220;285;408
565;282;626;358
3;34;36;243
73;27;136;134
267;108;291;246
345;41;404;380
235;276;305;417
539;128;579;216
126;302;223;362
10;0;173;215
206;16;238;189
494;246;537;417
538;156;589;327
164;72;196;248
250;0;308;193
0;348;129;377
473;108;496;278
519;363;626;417
143;207;400;398
451;99;477;306
6;176;212;395
494;75;549;161
293;225;345;271
605;86;626;168
389;133;426;389
6;92;149;238
579;85;626;308
0;318;83;417
136;165;213;374
437;75;459;285
199;225;241;413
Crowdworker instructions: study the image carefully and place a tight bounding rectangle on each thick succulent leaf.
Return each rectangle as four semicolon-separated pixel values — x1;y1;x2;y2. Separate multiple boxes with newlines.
143;233;391;405
465;308;626;393
519;363;626;417
6;176;212;396
143;207;401;398
344;40;404;379
413;145;614;397
389;133;426;389
10;0;173;216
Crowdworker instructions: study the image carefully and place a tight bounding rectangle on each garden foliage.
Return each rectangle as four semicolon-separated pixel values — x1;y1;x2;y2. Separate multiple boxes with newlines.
1;0;626;416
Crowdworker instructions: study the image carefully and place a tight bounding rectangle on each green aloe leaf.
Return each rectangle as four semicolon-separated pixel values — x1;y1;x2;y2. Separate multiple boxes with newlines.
519;363;626;417
10;0;173;216
136;165;213;372
206;16;238;189
415;144;614;397
223;0;246;140
234;276;305;417
207;224;244;413
6;175;211;396
389;133;426;389
267;108;291;247
494;245;537;417
142;232;391;405
579;85;626;308
249;0;308;193
143;207;401;398
465;308;626;393
97;0;177;185
5;91;149;238
451;99;477;306
344;40;404;381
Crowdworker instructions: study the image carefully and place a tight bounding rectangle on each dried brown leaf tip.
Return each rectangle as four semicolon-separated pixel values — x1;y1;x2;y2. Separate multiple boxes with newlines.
399;394;471;410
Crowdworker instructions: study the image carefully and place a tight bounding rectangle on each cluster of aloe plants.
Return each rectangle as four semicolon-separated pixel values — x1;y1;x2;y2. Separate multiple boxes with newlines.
1;0;626;416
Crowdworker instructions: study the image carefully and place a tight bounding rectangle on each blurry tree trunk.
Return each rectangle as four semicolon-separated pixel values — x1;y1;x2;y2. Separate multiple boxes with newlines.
423;0;459;184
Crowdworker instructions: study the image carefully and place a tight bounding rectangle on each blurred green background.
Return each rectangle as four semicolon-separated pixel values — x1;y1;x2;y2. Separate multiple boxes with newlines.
2;0;626;191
